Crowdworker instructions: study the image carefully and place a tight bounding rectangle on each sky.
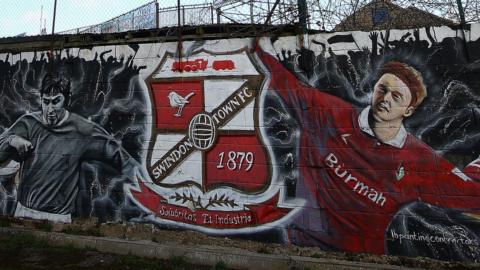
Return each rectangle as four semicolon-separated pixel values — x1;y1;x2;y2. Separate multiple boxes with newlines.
0;0;207;37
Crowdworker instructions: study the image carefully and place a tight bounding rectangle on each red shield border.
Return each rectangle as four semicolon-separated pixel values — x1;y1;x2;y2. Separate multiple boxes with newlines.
145;48;272;194
128;47;297;230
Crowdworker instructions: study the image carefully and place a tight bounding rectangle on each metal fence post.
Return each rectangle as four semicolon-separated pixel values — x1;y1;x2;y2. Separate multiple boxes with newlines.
457;0;467;27
211;4;214;24
250;0;254;24
297;0;308;33
156;1;160;28
182;6;185;25
456;0;470;62
51;0;57;35
177;0;183;65
177;0;181;27
49;0;58;74
132;13;135;30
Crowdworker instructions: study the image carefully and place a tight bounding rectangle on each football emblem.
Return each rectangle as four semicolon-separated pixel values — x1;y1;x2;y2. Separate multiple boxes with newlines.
188;113;217;151
129;48;300;232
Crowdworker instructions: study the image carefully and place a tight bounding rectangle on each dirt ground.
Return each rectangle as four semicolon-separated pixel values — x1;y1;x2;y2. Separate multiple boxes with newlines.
2;217;480;270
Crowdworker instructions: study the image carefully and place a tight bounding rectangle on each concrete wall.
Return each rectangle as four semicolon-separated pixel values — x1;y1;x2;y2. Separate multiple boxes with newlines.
0;24;479;261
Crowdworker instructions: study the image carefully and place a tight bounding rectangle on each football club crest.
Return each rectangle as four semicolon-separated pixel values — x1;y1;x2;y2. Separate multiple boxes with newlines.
129;47;298;232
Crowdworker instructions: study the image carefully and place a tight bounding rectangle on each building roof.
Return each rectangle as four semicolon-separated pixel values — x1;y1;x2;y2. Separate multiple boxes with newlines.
334;0;457;32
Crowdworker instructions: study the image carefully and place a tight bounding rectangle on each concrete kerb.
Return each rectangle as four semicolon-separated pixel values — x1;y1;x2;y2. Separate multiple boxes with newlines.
0;227;420;270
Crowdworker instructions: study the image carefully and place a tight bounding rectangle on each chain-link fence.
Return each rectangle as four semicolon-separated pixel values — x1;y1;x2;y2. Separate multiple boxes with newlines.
0;0;479;38
157;3;217;28
58;1;158;35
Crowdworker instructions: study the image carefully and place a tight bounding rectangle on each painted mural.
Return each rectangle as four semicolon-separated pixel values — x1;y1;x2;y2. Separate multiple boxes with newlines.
0;25;479;261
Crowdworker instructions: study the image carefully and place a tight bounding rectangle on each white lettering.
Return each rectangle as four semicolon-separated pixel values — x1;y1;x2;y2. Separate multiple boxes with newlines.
334;166;348;178
367;189;378;202
376;193;386;206
152;167;161;179
221;103;234;115
324;152;387;207
243;87;253;97
325;153;338;167
229;97;240;107
344;174;357;183
217;109;226;120
217;151;254;171
353;181;369;196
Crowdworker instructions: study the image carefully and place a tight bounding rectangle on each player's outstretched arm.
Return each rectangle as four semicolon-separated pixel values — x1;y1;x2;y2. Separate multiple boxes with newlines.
419;155;480;211
256;48;309;119
255;46;351;124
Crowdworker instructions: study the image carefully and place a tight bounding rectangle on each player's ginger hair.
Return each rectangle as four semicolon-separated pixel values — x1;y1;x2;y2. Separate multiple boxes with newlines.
379;61;427;108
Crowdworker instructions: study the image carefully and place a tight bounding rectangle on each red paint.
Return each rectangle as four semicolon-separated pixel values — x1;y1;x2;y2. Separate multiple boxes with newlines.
212;60;235;70
150;81;204;130
130;181;291;229
172;59;208;72
205;134;269;193
257;48;480;255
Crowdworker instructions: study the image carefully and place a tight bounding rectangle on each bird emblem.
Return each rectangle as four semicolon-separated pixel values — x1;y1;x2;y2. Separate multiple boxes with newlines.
167;91;195;117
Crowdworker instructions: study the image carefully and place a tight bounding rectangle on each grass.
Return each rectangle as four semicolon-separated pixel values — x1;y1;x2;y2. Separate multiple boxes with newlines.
61;226;103;237
1;233;48;250
33;221;53;232
0;233;227;270
0;218;11;227
112;254;206;270
0;220;225;269
214;260;228;270
114;254;166;269
0;233;86;258
256;245;271;254
169;255;188;269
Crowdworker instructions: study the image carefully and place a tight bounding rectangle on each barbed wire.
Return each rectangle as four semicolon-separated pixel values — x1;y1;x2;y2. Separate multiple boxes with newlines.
1;0;479;38
213;0;479;31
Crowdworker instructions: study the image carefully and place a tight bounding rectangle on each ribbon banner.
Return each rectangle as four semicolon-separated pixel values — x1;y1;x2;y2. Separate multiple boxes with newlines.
131;181;293;229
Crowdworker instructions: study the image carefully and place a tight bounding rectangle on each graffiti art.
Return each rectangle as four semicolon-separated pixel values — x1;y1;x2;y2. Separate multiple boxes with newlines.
0;25;479;261
129;48;300;233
